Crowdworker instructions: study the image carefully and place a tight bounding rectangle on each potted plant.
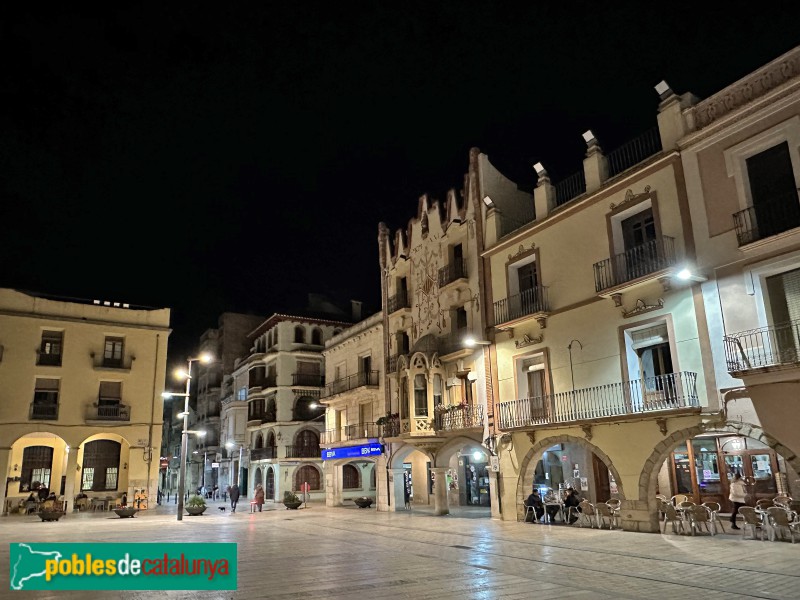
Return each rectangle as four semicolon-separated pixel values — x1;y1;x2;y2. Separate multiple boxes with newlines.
185;495;207;516
113;506;139;518
354;496;374;508
283;491;302;510
38;509;64;522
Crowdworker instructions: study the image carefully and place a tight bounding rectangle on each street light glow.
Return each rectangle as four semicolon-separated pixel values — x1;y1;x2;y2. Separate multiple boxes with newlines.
199;352;213;364
677;268;692;280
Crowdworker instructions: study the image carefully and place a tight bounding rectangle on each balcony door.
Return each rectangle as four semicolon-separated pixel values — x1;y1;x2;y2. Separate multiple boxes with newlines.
747;141;800;240
621;208;658;280
765;267;800;363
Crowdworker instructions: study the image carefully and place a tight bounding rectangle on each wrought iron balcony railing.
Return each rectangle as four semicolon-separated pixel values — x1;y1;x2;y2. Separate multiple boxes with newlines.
292;373;324;387
37;352;62;366
322;371;380;398
321;423;380;444
555;170;586;206
250;446;277;461
497;371;698;429
89;403;130;421
438;259;468;287
30;403;58;420
284;445;320;459
388;292;411;314
732;192;800;246
724;319;800;374
593;236;677;292
606;127;663;178
493;286;549;326
434;404;484;431
379;416;401;438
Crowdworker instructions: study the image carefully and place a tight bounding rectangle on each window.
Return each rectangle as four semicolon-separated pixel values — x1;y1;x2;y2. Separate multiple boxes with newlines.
311;328;323;345
455;306;468;331
294;465;321;491
19;446;53;492
433;374;443;407
98;382;121;405
746;142;800;239
32;378;59;419
342;464;360;489
397;331;410;355
452;243;464;277
765;267;800;360
265;397;276;422
103;337;124;368
237;387;247;401
517;261;538;293
39;331;63;366
414;374;428;416
81;440;121;491
294;326;305;344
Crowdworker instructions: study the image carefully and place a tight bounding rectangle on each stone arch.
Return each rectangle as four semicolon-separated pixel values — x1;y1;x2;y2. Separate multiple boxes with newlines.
265;466;275;500
253;433;263;449
638;421;800;525
388;442;433;469
254;467;263;488
433;435;484;468
515;434;626;521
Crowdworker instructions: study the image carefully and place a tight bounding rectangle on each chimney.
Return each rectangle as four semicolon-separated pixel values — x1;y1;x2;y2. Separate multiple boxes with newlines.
351;300;363;322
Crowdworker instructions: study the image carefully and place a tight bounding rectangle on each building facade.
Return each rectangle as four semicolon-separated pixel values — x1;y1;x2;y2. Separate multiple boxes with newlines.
0;289;170;514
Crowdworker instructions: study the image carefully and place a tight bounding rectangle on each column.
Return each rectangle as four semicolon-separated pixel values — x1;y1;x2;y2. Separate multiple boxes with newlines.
63;447;79;514
431;467;449;516
488;469;502;520
533;167;556;220
0;447;10;516
582;135;608;194
389;468;406;512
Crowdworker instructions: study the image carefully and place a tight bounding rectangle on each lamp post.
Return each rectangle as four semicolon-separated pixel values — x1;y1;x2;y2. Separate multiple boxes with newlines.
164;352;212;521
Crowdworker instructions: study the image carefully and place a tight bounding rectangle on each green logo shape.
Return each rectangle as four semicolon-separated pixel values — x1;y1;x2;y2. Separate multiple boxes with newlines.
10;543;237;590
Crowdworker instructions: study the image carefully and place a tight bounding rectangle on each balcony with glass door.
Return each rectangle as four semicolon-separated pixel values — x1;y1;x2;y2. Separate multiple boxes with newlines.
593;236;677;294
493;286;549;329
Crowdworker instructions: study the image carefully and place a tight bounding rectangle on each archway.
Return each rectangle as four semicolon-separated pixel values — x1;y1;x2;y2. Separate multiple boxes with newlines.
265;467;275;500
389;444;433;509
4;432;72;514
515;434;626;522
434;436;491;512
254;467;263;490
294;464;321;493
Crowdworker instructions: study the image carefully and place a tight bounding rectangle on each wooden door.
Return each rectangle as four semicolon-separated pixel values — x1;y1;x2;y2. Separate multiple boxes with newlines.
592;454;611;502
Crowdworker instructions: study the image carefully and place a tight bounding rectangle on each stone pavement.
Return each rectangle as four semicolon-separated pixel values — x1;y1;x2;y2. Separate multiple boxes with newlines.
0;500;797;599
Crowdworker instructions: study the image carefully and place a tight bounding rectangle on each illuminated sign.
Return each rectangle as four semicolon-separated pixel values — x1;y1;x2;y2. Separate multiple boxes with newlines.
321;443;383;460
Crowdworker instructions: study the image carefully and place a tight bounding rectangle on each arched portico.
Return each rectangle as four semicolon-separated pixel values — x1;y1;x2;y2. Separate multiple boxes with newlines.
3;432;73;515
323;458;378;506
387;443;433;512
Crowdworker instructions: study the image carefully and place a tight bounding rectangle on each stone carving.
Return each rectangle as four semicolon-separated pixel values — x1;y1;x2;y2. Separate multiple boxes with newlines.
622;298;664;319
508;243;536;262
581;424;593;441
610;185;652;210
515;333;543;348
656;418;668;436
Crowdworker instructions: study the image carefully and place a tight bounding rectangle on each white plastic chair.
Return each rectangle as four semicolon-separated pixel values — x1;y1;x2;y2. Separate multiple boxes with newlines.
576;500;597;528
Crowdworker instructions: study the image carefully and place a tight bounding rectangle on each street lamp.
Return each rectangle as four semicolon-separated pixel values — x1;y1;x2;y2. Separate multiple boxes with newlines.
225;441;243;492
165;352;212;521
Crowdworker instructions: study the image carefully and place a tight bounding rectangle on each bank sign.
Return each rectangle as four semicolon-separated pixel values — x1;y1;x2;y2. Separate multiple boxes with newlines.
321;443;383;460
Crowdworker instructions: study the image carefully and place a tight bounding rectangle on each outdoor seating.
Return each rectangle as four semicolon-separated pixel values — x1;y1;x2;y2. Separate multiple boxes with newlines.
702;502;725;534
25;500;38;515
756;499;774;510
773;495;792;509
595;501;618;529
670;494;690;506
575;500;597;528
662;504;685;535
688;505;714;536
739;507;764;540
765;507;799;543
606;498;621;513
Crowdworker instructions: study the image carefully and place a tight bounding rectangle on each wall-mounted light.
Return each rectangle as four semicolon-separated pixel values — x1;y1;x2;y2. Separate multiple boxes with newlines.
76;464;81;471
123;462;128;470
276;432;283;441
482;196;495;209
676;267;707;282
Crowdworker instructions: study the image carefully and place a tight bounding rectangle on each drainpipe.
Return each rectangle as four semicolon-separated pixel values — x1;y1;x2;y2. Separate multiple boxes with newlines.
146;333;161;507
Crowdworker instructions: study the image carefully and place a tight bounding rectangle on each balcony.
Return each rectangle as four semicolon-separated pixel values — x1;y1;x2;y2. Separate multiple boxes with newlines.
379;416;401;438
606;127;663;178
88;403;130;421
292;373;324;387
284;445;320;459
438;259;468;287
593;236;677;293
434;404;484;432
321;423;380;444
497;371;699;429
30;403;58;420
37;352;62;367
732;193;800;247
250;446;277;461
92;354;133;370
555;170;586;207
493;286;549;328
388;292;411;314
724;319;800;375
322;371;380;398
387;354;403;373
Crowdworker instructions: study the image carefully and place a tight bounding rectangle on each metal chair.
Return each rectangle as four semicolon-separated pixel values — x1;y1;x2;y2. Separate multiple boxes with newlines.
595;501;618;529
739;507;764;540
606;498;621;512
662;504;685;534
702;501;725;534
670;494;690;506
576;500;597;528
756;499;774;510
766;507;798;543
688;505;714;536
773;495;792;509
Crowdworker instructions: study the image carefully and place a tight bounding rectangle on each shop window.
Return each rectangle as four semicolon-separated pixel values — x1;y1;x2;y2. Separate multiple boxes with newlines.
81;440;121;491
342;464;360;489
19;446;53;492
38;331;63;366
294;465;321;491
414;374;428;416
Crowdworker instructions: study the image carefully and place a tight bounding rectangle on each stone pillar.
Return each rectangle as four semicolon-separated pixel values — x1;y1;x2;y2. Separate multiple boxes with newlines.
389;468;406;512
488;469;502;520
656;87;697;151
619;498;660;533
431;467;449;516
583;135;608;194
532;166;556;220
375;457;389;512
0;446;10;516
324;462;337;507
63;446;79;514
484;206;502;247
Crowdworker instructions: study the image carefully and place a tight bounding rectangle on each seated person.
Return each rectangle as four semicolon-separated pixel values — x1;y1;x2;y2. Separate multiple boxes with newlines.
42;492;58;511
524;489;545;522
74;492;89;510
542;488;563;522
563;487;581;524
37;487;49;502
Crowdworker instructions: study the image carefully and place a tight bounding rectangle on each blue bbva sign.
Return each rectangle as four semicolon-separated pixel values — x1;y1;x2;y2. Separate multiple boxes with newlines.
321;443;383;460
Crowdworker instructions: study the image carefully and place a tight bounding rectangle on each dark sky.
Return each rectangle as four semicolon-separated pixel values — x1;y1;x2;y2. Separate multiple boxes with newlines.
2;5;798;360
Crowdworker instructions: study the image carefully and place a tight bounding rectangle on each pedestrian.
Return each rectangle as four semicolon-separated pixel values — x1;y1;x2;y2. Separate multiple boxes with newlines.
254;484;265;512
230;483;240;513
403;478;411;510
729;473;747;530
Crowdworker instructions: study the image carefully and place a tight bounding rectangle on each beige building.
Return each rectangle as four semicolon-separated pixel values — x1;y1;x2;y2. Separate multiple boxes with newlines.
319;312;384;507
0;288;170;514
677;45;800;505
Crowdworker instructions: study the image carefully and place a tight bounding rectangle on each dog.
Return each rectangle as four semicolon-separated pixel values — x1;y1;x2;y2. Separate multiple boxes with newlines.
218;506;226;513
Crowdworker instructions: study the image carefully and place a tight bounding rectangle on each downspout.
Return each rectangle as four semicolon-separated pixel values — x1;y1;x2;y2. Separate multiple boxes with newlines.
379;222;392;507
146;333;160;507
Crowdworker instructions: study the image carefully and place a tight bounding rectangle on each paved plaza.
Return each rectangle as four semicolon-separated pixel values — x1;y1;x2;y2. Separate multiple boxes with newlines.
1;501;798;599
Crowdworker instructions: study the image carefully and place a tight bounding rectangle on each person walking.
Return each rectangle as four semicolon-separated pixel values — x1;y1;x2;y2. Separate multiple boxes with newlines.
254;484;265;512
230;483;240;513
729;473;747;530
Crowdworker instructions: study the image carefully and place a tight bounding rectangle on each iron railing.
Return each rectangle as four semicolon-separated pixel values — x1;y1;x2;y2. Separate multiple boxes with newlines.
292;373;324;387
388;291;411;313
606;127;663;178
434;404;484;431
379;416;401;437
724;319;800;374
493;286;549;326
593;236;677;292
90;403;130;421
322;371;380;398
30;403;58;420
497;371;698;429
284;445;320;459
387;354;401;373
732;192;800;246
555;170;586;206
37;353;62;366
321;423;380;444
93;355;133;370
438;259;468;287
250;446;277;461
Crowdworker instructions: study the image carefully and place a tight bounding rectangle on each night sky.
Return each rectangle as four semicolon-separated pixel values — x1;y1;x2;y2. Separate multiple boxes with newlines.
2;5;798;360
